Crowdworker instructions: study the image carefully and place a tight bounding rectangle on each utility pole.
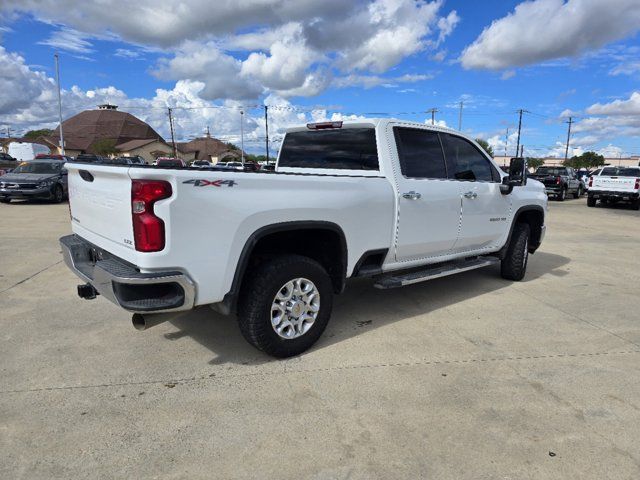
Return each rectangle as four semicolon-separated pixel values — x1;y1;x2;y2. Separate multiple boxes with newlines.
54;53;65;155
505;128;509;158
206;125;210;138
515;109;527;158
264;105;270;163
427;108;438;125
520;145;524;157
564;116;573;161
6;127;10;138
240;109;245;164
167;107;177;158
458;101;463;130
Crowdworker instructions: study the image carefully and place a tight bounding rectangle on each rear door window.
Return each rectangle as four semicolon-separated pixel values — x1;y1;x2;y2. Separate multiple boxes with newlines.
440;133;499;182
279;128;378;170
393;127;447;179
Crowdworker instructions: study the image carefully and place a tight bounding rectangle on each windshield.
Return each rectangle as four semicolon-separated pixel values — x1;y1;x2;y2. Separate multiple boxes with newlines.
11;161;62;174
535;167;565;176
601;167;640;177
279;128;378;170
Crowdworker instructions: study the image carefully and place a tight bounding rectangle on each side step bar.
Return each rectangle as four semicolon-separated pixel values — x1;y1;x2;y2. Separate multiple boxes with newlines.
374;256;500;289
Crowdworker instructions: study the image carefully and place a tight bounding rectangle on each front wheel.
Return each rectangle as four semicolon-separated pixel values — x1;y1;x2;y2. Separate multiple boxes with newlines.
501;223;530;281
557;187;566;201
238;254;333;358
52;185;64;203
574;186;582;198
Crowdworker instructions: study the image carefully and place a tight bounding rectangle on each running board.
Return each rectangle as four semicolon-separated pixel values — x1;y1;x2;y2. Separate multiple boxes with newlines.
374;256;500;289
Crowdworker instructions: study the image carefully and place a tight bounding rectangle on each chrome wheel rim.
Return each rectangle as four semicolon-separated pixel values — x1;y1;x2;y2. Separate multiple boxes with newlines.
270;278;320;340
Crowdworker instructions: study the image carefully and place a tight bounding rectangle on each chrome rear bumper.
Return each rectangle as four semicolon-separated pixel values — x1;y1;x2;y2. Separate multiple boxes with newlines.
60;234;195;313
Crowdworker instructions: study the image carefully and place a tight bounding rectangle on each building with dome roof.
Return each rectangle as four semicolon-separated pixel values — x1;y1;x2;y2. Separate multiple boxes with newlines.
42;104;171;161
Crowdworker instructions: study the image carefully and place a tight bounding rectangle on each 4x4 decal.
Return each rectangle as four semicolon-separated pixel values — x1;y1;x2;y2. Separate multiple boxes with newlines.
183;179;237;187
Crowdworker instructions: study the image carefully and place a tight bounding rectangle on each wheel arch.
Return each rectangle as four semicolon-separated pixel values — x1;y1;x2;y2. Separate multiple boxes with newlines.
217;221;348;315
500;206;545;258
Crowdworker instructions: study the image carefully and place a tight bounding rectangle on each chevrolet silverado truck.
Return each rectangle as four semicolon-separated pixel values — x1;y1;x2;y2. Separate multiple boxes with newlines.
529;166;582;201
60;120;547;357
587;166;640;210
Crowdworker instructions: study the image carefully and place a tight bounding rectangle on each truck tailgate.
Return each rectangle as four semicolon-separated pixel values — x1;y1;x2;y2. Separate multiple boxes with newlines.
592;176;637;192
67;163;135;251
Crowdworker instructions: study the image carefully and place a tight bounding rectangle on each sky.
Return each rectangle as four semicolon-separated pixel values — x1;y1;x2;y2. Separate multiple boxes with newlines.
0;0;639;158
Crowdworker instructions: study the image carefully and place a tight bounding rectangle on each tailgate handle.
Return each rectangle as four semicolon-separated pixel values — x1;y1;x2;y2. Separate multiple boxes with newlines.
79;170;94;182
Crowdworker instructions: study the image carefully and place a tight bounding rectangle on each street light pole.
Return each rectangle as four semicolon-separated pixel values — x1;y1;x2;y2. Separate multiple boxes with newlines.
54;54;65;155
240;109;245;165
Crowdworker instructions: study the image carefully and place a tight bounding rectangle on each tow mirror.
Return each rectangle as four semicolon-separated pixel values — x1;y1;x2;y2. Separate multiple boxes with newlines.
500;157;527;195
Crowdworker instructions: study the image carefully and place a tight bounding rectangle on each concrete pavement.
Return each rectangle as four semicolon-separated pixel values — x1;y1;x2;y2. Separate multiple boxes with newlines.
1;197;639;479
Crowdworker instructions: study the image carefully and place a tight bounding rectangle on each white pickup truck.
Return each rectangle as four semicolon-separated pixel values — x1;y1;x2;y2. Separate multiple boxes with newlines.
587;166;640;210
60;119;547;357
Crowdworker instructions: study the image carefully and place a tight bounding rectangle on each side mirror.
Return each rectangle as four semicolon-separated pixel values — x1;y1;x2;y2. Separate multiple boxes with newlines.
500;157;527;195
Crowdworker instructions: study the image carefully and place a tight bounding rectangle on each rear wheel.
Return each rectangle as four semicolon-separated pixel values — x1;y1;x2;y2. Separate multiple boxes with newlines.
0;197;10;204
587;196;596;207
238;254;333;358
631;199;640;211
501;223;530;281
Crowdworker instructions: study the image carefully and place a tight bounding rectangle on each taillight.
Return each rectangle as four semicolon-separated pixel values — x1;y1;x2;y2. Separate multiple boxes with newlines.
635;178;640;190
131;180;172;252
556;176;562;185
588;176;593;187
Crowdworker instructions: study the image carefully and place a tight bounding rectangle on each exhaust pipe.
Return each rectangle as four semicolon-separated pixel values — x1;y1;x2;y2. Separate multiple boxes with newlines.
131;310;192;331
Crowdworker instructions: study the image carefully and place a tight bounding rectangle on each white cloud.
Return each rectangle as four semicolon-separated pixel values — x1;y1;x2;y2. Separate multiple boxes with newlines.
38;27;94;54
114;48;141;59
500;70;515;80
585;91;640;116
334;73;433;89
609;61;640;76
460;0;640;70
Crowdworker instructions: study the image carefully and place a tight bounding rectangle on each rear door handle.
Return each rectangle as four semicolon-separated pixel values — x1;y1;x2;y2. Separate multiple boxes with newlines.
463;191;478;199
402;191;422;200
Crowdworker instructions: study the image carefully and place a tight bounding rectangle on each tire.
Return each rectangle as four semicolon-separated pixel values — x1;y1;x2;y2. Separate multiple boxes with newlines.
631;199;640;211
501;223;530;281
0;198;10;204
237;254;333;358
52;185;64;203
574;186;582;198
557;187;566;201
587;196;596;207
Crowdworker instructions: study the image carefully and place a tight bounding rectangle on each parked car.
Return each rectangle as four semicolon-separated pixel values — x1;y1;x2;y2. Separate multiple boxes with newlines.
0;152;17;175
225;161;245;171
587;166;640;210
75;154;106;163
60;119;547;357
190;160;213;168
529;166;582;200
155;157;187;168
7;142;50;161
0;160;67;203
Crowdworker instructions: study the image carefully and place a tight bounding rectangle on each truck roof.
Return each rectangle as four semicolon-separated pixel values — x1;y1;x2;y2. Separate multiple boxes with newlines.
284;118;462;135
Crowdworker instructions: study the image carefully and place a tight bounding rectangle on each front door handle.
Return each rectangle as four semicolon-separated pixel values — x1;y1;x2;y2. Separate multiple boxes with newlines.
463;191;478;199
402;191;422;200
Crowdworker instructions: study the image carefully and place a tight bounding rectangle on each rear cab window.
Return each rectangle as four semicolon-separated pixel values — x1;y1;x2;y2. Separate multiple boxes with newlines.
601;167;640;177
278;126;379;174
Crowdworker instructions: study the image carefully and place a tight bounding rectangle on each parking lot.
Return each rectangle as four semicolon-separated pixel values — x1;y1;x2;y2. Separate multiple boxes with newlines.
1;198;639;479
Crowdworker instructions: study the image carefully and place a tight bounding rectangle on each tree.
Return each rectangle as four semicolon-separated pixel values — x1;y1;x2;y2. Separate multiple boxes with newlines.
475;138;494;157
563;151;605;169
92;139;118;156
24;129;53;139
525;157;545;170
224;142;240;151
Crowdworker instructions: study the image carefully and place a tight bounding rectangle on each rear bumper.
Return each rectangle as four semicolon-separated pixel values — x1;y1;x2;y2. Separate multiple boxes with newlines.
544;185;562;194
60;234;195;313
589;190;639;200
